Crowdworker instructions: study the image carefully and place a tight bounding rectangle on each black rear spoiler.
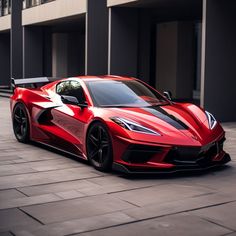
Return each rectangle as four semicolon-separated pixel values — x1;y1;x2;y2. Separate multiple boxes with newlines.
11;77;60;90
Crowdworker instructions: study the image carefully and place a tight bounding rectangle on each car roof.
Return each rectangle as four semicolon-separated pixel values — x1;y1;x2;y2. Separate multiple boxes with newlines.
73;75;136;82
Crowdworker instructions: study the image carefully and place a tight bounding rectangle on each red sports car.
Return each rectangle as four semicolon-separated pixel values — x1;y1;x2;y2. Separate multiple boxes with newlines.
10;76;231;173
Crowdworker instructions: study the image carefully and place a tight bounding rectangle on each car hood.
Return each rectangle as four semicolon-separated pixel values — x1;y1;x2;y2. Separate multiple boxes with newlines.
101;103;224;146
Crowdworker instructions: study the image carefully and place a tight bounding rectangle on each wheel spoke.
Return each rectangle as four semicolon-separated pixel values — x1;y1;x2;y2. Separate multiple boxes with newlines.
101;140;109;149
20;124;25;135
90;149;99;159
14;114;22;123
98;149;103;163
15;125;21;133
19;108;23;118
89;135;99;147
22;117;27;123
98;126;102;142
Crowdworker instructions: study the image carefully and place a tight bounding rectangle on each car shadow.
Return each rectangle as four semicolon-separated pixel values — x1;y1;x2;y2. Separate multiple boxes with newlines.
31;141;90;167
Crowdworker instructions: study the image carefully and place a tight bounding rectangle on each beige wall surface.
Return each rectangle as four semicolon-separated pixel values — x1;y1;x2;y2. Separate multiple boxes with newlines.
0;15;11;32
107;0;138;7
22;0;87;26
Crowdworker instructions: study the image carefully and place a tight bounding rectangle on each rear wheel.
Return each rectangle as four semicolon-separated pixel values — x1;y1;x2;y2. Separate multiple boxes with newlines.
13;103;30;143
86;122;113;172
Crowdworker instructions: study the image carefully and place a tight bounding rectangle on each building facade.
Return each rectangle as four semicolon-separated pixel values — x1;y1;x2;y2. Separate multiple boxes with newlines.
0;0;235;122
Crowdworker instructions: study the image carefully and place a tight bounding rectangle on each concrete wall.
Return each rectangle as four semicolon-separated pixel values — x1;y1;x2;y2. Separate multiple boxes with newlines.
202;0;236;121
43;27;53;77
0;15;11;32
156;21;195;99
156;22;178;96
0;33;10;86
137;11;151;84
68;32;85;76
23;26;43;78
176;22;195;99
52;33;68;77
107;0;138;7
52;32;85;77
22;0;87;26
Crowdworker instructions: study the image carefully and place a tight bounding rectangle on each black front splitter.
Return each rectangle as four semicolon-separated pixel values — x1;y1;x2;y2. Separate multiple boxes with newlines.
112;153;231;174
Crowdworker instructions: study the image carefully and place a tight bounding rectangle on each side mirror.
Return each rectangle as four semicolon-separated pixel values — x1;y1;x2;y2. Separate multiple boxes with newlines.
61;95;79;105
163;91;172;101
61;95;88;108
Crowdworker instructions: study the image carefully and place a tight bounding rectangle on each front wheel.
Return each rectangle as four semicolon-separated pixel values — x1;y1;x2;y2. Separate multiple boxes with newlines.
12;103;30;143
86;122;113;172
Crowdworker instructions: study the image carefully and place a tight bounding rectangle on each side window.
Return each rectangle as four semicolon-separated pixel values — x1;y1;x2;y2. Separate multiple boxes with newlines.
56;80;86;103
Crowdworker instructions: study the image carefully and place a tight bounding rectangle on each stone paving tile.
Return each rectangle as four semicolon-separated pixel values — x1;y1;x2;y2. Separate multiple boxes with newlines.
110;184;214;207
78;213;232;236
190;201;236;231
13;212;135;236
0;165;35;177
0;189;25;200
55;190;85;200
88;174;163;188
0;193;62;210
0;232;13;236
122;190;236;220
17;179;100;196
0;159;80;176
0;155;22;162
0;167;101;190
0;160;15;165
0;208;41;232
20;194;135;224
224;233;236;236
173;166;236;192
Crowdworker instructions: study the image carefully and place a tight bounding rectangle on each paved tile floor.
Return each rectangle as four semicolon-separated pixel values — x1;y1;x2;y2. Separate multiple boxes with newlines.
0;97;235;236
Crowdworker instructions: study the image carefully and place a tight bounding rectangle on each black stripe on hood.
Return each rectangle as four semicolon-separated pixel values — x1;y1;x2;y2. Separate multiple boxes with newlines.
143;107;189;130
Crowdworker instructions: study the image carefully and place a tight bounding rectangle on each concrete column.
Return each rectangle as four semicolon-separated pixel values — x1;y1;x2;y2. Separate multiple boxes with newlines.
0;33;10;86
108;8;138;77
156;21;195;99
11;0;23;80
23;26;43;78
86;0;108;75
201;0;236;122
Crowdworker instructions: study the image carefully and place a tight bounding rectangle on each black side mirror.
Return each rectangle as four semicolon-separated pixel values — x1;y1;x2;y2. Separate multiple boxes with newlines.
163;91;172;101
61;95;88;108
61;95;79;105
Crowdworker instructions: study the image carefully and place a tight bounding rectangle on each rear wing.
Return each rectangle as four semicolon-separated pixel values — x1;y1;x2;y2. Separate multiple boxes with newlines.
11;77;61;90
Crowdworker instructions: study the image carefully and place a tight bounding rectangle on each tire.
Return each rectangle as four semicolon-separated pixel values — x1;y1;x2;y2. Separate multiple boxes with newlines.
86;122;113;172
12;103;30;143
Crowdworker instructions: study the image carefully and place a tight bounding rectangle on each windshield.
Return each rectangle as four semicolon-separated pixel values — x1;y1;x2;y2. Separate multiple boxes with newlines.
85;80;169;107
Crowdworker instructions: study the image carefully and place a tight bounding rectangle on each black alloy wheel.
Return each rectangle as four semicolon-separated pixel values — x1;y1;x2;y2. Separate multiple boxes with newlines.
13;103;30;143
86;122;113;172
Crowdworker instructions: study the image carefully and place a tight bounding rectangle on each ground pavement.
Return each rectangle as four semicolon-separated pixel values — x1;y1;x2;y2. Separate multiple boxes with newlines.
0;97;236;236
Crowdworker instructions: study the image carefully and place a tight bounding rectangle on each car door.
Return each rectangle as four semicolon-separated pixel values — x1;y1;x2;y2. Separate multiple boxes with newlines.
50;80;89;156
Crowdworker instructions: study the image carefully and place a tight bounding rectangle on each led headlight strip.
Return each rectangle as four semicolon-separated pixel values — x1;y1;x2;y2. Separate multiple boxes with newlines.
205;111;217;130
111;117;161;136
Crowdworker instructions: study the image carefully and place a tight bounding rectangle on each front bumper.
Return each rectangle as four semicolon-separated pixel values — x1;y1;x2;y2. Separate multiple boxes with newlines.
113;153;231;174
112;135;231;173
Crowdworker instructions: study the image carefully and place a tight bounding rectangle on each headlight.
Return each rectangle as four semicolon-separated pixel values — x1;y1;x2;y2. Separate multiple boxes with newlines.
205;111;217;130
111;117;161;136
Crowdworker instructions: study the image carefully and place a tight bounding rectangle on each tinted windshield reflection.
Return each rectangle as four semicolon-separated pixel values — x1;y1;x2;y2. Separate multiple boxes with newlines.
85;80;168;107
